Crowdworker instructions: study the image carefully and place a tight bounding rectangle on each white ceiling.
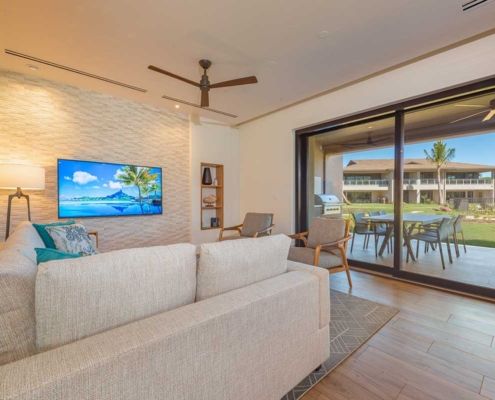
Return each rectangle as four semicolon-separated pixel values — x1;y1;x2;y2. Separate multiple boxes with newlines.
1;0;495;124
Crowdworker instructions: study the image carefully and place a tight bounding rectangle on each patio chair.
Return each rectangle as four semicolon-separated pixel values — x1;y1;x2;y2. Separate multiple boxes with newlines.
350;212;374;253
287;218;353;287
453;215;467;256
218;212;275;241
408;217;453;269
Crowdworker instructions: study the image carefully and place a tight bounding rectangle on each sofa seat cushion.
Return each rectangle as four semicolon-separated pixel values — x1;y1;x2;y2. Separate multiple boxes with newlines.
3;221;46;263
0;250;38;366
288;247;342;269
35;243;197;352
197;234;291;301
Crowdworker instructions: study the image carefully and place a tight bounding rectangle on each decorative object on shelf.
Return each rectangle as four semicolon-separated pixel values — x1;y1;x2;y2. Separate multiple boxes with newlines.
202;167;212;185
0;164;45;240
211;217;220;228
213;178;218;186
203;194;217;207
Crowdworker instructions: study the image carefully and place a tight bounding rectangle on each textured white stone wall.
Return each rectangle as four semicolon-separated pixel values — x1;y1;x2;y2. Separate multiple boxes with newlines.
0;69;190;251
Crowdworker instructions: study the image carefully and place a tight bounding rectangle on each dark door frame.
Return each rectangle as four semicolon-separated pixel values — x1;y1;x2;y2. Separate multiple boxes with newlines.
295;76;495;299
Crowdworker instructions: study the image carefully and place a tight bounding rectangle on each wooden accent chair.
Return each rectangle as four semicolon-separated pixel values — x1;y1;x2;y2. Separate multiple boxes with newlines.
218;212;275;241
287;218;353;287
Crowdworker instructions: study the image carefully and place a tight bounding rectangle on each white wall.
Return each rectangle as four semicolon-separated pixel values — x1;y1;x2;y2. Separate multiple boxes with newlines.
190;117;240;245
239;34;495;235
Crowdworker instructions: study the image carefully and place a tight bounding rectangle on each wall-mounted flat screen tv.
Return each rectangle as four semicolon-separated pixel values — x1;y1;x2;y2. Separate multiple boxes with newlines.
58;159;162;218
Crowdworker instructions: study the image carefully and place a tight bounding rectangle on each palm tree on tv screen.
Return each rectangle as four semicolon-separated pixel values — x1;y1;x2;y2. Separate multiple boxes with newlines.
115;166;158;211
424;141;456;205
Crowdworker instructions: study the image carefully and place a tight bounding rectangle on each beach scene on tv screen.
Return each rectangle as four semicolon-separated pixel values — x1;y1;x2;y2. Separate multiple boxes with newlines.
58;160;162;217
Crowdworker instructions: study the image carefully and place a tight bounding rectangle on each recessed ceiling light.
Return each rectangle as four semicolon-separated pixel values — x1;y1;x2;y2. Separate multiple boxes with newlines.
318;31;329;39
27;64;39;71
175;104;180;108
368;126;373;129
268;61;276;67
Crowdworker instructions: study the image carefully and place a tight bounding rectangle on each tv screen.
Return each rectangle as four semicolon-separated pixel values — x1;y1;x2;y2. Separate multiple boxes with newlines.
58;159;162;218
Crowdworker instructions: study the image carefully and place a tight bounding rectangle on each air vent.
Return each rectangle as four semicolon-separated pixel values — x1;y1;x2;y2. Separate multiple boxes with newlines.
462;0;494;11
161;95;237;118
5;50;147;93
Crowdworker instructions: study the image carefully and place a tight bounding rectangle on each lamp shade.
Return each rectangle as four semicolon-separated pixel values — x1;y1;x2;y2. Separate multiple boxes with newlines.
0;164;45;190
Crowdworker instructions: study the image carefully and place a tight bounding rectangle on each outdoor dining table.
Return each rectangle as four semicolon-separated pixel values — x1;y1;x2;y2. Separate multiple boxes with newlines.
362;213;452;262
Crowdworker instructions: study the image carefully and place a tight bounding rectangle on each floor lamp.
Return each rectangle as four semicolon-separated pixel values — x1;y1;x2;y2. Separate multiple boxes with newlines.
0;164;45;240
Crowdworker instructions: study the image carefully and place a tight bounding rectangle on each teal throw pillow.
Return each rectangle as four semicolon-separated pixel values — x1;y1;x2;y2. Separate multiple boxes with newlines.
35;248;82;265
33;220;75;249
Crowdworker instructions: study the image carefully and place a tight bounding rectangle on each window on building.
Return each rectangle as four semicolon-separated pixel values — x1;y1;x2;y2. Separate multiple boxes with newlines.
346;192;372;203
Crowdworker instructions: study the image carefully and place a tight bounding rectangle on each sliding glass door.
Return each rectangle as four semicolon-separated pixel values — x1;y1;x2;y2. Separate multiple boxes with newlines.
295;77;495;298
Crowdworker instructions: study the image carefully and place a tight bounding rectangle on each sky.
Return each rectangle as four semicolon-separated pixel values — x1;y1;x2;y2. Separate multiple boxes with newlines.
342;132;495;175
58;160;162;199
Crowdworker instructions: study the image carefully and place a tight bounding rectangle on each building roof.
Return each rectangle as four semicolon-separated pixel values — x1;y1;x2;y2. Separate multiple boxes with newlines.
344;158;495;172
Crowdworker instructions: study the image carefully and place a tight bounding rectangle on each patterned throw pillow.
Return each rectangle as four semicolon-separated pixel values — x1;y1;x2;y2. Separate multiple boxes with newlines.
44;224;98;256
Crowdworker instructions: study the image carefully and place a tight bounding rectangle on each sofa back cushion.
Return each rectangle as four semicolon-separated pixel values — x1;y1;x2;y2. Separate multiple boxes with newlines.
197;234;291;301
4;221;46;263
35;244;197;352
0;249;38;366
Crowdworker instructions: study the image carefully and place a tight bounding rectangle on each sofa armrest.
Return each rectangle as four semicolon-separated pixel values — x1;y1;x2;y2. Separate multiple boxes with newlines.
287;260;330;328
0;271;327;400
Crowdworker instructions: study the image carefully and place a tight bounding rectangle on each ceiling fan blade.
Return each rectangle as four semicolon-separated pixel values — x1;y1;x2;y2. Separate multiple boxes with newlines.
343;142;368;146
200;90;209;108
482;110;495;122
454;104;486;108
372;138;391;143
450;110;489;124
148;65;200;87
209;76;258;89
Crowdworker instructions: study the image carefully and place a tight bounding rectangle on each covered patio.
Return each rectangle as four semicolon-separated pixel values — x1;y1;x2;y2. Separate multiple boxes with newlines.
348;233;495;289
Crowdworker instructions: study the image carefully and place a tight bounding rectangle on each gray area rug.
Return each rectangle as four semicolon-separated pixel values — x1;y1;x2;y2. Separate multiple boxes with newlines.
282;289;399;400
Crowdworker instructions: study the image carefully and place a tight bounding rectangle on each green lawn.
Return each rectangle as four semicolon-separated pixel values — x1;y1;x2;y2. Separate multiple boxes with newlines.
342;203;495;248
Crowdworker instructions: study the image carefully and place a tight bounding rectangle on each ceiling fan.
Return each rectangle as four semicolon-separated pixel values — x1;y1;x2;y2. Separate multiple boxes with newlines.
342;133;391;148
450;98;495;124
148;60;258;108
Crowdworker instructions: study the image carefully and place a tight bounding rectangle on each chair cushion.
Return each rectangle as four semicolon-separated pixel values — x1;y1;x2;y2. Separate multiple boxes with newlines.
220;235;250;241
4;221;46;263
32;220;75;249
35;244;197;352
288;247;343;269
240;213;272;237
197;234;291;301
307;218;346;253
0;249;38;366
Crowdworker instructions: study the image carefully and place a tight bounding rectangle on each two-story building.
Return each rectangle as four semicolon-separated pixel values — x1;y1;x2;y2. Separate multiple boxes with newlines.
343;159;495;204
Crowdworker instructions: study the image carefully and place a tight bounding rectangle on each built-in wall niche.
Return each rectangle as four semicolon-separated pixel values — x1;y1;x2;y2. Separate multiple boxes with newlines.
200;163;224;230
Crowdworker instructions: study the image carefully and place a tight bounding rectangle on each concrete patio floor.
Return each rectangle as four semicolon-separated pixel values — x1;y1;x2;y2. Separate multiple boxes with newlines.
347;233;495;289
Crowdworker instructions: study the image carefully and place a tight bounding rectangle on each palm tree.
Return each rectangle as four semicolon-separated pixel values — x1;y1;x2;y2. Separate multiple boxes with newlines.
150;182;159;201
115;166;157;209
424;141;456;205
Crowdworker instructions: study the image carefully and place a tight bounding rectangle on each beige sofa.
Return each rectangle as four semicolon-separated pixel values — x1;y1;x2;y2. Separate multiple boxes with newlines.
0;222;330;400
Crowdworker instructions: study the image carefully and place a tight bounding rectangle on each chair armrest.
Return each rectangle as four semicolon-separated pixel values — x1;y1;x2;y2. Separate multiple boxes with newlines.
319;235;352;250
287;232;309;247
218;225;243;240
287;260;330;328
253;224;275;238
87;231;98;249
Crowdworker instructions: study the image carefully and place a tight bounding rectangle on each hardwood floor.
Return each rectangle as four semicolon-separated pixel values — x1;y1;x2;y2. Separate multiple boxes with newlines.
301;270;495;400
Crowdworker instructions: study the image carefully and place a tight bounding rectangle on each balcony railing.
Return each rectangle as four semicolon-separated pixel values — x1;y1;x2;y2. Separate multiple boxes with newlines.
403;179;417;184
446;179;492;185
420;179;438;185
343;179;389;186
